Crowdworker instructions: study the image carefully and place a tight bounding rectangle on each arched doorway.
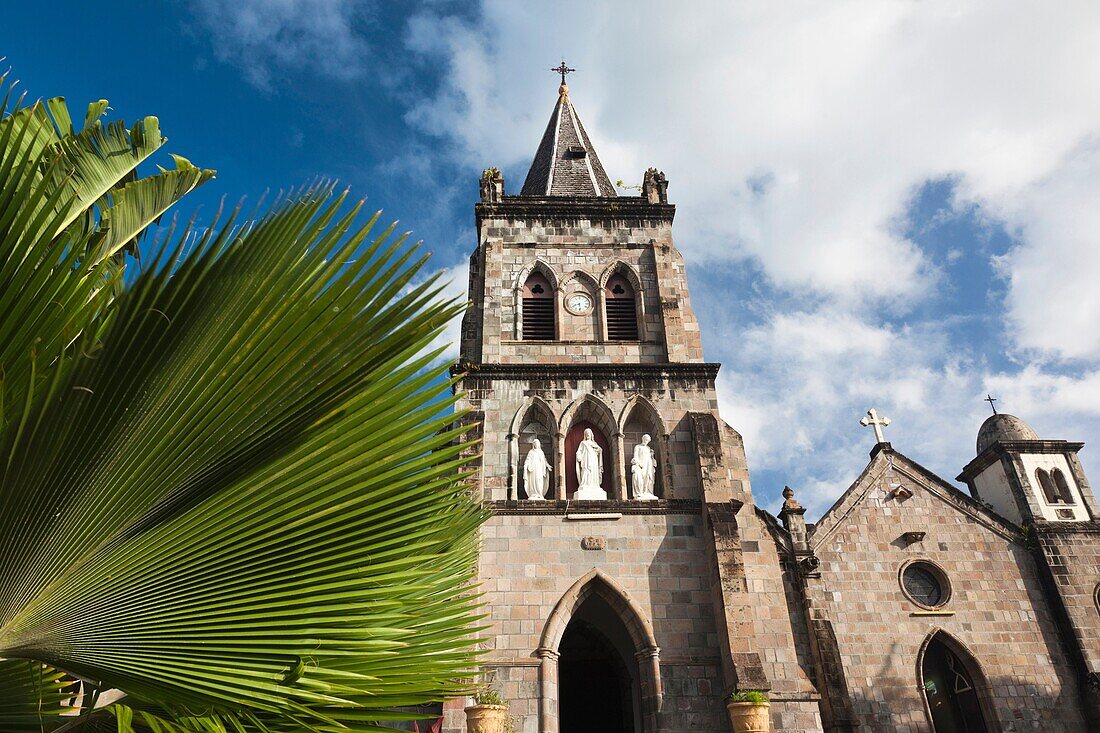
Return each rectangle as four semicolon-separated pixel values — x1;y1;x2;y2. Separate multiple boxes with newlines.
559;595;639;733
538;570;662;733
921;633;991;733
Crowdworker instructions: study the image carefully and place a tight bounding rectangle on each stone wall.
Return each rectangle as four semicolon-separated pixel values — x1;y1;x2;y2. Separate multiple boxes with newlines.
458;509;727;733
1033;522;1100;716
806;449;1086;732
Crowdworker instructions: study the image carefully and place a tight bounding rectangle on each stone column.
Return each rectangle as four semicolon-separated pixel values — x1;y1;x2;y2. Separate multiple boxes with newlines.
556;432;566;500
536;647;559;733
508;434;519;501
615;432;627;499
635;645;663;732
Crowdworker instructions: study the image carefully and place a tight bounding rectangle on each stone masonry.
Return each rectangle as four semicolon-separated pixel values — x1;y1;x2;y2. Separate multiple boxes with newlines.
446;80;1100;733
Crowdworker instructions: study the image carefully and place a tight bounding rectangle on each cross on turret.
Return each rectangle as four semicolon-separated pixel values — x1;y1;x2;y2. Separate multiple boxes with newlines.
860;407;892;445
985;394;998;415
551;60;575;85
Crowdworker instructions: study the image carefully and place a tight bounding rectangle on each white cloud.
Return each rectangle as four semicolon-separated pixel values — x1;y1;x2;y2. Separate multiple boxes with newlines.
192;0;371;90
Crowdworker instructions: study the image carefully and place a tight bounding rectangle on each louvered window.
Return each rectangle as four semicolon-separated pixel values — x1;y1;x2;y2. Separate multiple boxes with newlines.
522;273;555;340
605;274;639;341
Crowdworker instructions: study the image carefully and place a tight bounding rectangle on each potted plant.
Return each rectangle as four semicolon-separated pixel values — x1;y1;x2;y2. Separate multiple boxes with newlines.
726;690;770;732
464;687;509;733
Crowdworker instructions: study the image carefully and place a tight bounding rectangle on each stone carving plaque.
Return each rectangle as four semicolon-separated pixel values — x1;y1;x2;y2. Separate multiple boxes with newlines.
581;536;606;551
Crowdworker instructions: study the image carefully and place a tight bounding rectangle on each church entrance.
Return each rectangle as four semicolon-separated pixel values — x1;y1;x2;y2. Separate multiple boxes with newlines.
921;635;990;733
558;594;640;733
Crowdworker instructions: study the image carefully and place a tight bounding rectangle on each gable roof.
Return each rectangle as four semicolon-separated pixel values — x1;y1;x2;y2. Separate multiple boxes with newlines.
520;84;617;197
808;445;1024;550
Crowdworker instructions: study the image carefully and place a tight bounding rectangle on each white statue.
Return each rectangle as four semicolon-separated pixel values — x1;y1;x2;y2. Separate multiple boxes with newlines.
574;428;607;500
631;434;658;500
523;438;551;500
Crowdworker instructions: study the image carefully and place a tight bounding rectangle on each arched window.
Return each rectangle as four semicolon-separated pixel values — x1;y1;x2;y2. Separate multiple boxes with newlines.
1051;468;1075;504
1035;468;1060;503
522;272;555;340
604;274;639;341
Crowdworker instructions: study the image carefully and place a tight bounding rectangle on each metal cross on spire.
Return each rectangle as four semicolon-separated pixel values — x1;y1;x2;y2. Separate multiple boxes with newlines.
985;394;998;415
551;60;575;85
860;407;892;445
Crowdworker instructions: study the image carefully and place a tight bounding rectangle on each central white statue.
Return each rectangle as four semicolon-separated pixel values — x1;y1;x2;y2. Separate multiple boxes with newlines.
523;438;551;500
574;428;607;500
631;434;658;500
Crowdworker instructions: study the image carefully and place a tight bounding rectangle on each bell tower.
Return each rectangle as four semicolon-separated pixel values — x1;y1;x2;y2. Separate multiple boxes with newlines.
447;73;790;733
957;412;1098;524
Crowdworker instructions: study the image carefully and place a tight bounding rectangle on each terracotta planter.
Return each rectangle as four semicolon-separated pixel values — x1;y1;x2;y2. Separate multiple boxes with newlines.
464;704;509;733
726;701;770;733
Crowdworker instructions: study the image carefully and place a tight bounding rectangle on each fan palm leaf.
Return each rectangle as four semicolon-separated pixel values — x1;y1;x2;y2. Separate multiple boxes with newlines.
0;72;215;428
1;74;483;731
0;183;484;731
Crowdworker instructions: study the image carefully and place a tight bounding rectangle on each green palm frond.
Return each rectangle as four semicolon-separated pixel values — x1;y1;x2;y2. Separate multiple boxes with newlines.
0;72;214;428
0;659;76;731
0;184;484;731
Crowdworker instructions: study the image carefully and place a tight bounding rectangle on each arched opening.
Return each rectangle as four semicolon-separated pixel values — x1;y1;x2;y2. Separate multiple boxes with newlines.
1036;468;1061;504
605;272;639;341
521;271;556;341
561;271;600;342
538;570;661;733
1051;468;1075;504
560;595;640;733
517;400;556;500
920;633;992;733
621;398;666;499
562;395;619;499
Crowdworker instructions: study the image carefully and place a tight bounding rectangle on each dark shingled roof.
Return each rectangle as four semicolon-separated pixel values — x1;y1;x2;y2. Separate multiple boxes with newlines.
520;85;616;197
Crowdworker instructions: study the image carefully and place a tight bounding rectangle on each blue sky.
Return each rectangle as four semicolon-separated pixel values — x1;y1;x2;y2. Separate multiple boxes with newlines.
7;1;1100;516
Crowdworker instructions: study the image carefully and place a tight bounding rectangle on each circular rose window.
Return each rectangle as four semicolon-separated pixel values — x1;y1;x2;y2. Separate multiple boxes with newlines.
901;561;951;609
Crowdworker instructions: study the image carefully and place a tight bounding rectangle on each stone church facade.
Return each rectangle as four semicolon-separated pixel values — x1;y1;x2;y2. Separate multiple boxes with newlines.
447;80;1100;733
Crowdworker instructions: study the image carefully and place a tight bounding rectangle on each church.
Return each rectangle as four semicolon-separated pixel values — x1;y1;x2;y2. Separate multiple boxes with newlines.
446;74;1100;733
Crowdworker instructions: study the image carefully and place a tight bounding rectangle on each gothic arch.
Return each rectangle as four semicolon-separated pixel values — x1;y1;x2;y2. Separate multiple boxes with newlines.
514;260;559;341
560;394;621;498
509;397;559;500
510;395;558;437
599;261;646;341
559;270;601;342
559;393;619;438
536;569;662;733
539;569;658;652
916;629;998;731
514;258;559;293
619;395;670;499
598;260;643;291
559;268;600;293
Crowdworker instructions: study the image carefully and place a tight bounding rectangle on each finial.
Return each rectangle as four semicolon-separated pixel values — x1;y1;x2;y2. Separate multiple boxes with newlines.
859;407;892;445
551;60;575;96
779;485;804;517
984;394;998;415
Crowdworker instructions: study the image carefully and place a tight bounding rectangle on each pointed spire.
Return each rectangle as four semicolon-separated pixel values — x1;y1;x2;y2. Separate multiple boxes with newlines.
520;71;616;197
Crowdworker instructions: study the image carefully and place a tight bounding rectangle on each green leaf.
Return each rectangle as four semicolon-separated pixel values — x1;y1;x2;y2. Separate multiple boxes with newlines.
0;658;76;731
0;186;484;731
0;74;212;429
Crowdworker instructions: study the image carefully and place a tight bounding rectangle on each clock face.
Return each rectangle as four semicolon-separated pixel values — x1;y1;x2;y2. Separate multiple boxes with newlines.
566;293;593;315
